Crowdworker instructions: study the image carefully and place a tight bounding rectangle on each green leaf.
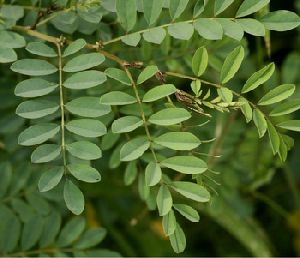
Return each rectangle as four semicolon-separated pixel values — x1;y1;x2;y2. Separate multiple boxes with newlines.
138;173;150;200
66;119;107;138
168;22;194;40
66;141;102;160
121;33;141;47
65;97;111;118
169;0;189;19
0;48;17;63
192;47;208;77
18;123;60;146
0;30;26;48
63;179;85;215
63;53;105;73
266;120;280;154
237;18;265;36
124;161;138;186
236;0;269;18
11;59;58;76
143;84;176;102
270;99;300;117
215;0;234;15
217;18;244;41
220;46;244;84
149;108;191;126
105;68;131;85
0;162;12;198
58;216;86;246
14;78;58;98
16;99;59;119
68;163;101;183
11;199;35;222
154;132;201;150
120;137;150;161
169;223;186;253
0;5;24;21
277;120;300;132
64;70;107;89
116;0;137;31
156;185;173;216
258;84;295;106
241;63;275;93
161;156;207;174
260;11;300;31
162;210;176;236
26;193;49;215
173;204;200;222
26;42;57;57
194;18;223;40
143;0;163;25
253;109;267;138
38;166;64;192
112;116;143;133
143;27;166;44
75;228;107;249
145;162;162;186
63;39;86;57
171;181;210;202
217;88;233;102
100;91;137;105
39;211;61;248
31;144;61;163
239;97;252;123
137;65;159;84
193;0;208;18
21;215;44;251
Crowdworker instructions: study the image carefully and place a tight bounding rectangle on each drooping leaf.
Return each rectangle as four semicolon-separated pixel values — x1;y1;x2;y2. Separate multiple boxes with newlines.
11;59;58;76
266;120;280;154
68;163;101;183
65;97;111;117
277;120;300;132
149;108;191;126
66;119;107;138
64;70;107;89
154;132;201;150
260;11;300;31
236;0;270;18
18;123;60;146
137;65;159;84
156;185;173;216
253;109;267;138
270;99;300;117
239;97;252;123
63;53;105;72
124;161;138;186
112;116;143;133
168;22;194;40
120;137;150;161
161;156;207;174
162;209;176;236
16;99;59;119
100;91;137;105
143;0;164;25
145;162;162;186
241;63;275;93
194;18;223;40
14;78;58;98
66;141;102;160
116;0;137;31
171;181;210;202
38;166;64;192
143;84;176;102
192;47;208;77
169;223;186;253
26;42;57;57
220;46;244;84
31;144;61;163
258;84;295;106
63;179;85;215
173;204;200;222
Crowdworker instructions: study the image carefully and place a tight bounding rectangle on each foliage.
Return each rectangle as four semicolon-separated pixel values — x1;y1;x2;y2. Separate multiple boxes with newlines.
0;0;300;256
